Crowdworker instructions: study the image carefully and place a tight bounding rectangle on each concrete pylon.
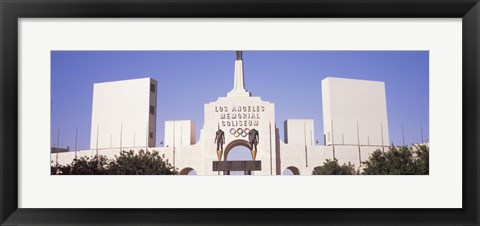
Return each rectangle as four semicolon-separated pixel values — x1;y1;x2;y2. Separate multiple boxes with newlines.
227;51;251;97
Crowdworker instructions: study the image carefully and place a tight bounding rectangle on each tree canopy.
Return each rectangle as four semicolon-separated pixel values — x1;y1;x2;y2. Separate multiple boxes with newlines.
312;159;357;175
109;150;177;175
311;145;429;175
51;149;178;175
361;145;429;175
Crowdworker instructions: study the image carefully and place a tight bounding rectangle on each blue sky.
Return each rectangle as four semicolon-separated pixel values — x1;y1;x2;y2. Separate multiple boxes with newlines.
51;51;429;151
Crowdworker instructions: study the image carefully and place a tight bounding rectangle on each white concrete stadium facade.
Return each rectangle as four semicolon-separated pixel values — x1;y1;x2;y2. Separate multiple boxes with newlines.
52;52;389;175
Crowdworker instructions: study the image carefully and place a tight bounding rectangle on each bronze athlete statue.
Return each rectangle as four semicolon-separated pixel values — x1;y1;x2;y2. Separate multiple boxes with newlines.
248;128;259;150
248;128;259;160
214;129;225;151
214;129;225;161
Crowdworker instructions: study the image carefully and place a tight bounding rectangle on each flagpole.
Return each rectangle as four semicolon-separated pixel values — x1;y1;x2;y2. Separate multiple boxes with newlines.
173;122;176;168
304;122;308;167
75;127;78;158
357;120;361;166
146;121;149;152
96;125;99;156
120;123;123;152
381;122;385;154
331;120;335;160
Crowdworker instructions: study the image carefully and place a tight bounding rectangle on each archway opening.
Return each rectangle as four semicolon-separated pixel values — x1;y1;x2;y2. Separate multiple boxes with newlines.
223;139;251;161
282;166;300;175
179;167;197;175
223;139;253;175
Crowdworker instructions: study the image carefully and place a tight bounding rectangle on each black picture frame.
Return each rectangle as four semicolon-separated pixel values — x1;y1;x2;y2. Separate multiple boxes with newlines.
1;0;479;225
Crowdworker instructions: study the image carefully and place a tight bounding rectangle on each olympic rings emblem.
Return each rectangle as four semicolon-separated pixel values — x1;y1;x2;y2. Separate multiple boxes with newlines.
230;128;250;137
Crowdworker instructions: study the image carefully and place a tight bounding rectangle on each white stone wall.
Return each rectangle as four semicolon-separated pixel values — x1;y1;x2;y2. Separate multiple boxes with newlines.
277;142;383;175
284;119;314;145
322;77;389;147
51;143;384;175
164;120;196;147
278;142;330;175
90;78;157;149
51;148;144;166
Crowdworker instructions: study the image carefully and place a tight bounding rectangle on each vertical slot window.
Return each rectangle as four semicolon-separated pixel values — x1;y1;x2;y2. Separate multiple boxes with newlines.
150;83;156;93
